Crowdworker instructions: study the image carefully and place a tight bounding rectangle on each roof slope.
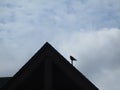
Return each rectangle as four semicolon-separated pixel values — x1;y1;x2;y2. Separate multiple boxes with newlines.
1;42;99;90
0;77;11;89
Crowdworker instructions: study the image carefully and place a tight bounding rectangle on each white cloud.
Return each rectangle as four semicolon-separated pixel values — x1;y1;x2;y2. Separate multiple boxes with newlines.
94;67;120;90
53;28;120;90
0;0;120;30
0;0;120;90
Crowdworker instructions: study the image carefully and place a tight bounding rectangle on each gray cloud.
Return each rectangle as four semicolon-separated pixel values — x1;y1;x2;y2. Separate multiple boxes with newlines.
0;0;120;90
0;0;120;29
53;28;120;90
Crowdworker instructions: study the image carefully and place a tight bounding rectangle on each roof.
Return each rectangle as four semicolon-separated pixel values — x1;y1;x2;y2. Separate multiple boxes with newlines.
1;42;99;90
0;77;11;89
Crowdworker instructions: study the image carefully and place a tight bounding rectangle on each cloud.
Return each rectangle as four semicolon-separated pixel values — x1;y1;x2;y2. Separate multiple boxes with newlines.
0;0;120;30
53;28;120;90
94;67;120;90
0;0;120;90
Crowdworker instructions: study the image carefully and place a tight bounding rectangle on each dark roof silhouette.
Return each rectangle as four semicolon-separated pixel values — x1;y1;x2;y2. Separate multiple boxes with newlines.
0;77;11;89
1;42;99;90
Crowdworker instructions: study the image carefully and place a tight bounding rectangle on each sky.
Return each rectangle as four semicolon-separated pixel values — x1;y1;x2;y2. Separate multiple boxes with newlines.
0;0;120;90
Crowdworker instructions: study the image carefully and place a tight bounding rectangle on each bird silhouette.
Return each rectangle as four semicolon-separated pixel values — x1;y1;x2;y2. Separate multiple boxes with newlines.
70;56;77;65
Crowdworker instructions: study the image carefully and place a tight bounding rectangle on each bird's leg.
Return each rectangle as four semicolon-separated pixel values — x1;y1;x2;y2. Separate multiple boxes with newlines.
71;60;73;65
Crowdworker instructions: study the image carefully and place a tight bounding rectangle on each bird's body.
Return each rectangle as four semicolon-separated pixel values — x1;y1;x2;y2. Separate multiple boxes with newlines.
70;56;77;65
70;56;77;61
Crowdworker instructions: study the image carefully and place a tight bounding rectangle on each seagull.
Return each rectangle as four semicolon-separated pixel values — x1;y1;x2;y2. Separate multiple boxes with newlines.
70;56;77;65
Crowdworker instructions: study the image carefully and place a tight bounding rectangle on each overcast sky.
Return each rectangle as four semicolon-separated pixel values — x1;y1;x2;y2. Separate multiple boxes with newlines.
0;0;120;90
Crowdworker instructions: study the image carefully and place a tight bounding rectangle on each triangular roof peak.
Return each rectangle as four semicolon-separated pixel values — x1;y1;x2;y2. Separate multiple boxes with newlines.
1;42;99;90
41;42;51;48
